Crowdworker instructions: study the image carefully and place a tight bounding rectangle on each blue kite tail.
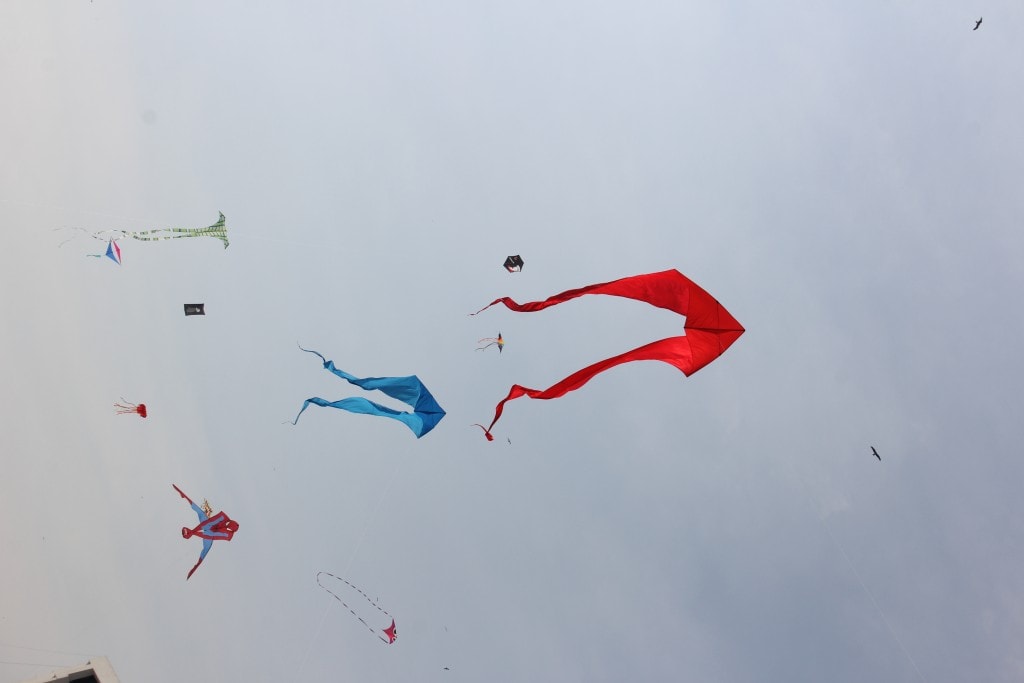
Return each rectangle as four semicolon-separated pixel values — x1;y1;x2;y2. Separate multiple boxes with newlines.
297;343;328;365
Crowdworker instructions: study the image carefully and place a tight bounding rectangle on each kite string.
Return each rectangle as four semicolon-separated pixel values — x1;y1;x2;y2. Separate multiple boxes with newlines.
294;458;402;673
784;460;928;683
0;640;99;672
316;573;393;643
0;197;146;225
0;642;91;659
294;604;331;678
0;659;74;669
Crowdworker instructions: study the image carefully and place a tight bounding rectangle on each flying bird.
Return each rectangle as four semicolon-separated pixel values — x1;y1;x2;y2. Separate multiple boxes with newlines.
871;446;881;461
973;17;982;30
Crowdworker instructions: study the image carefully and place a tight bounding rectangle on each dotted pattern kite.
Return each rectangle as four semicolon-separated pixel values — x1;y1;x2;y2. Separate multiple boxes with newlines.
316;572;397;644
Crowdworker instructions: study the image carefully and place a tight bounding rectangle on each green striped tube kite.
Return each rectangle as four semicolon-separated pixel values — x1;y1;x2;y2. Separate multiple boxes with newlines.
58;212;229;251
116;212;228;248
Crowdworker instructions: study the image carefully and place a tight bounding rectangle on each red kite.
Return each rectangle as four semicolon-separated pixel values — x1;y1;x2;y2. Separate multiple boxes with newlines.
115;399;147;418
471;269;744;440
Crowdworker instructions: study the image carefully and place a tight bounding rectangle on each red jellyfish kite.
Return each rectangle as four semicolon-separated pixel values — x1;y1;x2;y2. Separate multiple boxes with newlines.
114;398;147;418
471;269;744;440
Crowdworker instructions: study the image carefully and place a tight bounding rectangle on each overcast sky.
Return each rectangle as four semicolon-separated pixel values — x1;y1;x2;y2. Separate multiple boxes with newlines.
2;1;1023;681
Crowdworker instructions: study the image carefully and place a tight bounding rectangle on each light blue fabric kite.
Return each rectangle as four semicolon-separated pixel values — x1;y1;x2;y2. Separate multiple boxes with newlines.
292;346;446;438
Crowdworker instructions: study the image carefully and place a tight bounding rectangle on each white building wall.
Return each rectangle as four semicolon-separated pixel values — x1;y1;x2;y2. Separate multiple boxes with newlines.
17;656;121;683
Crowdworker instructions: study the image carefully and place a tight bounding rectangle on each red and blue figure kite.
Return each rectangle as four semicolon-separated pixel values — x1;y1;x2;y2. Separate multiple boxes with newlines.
471;269;744;440
292;346;446;438
173;484;239;580
317;572;397;645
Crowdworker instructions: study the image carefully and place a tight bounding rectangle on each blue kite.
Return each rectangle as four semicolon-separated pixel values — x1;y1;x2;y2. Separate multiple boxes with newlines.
86;239;121;265
292;346;446;438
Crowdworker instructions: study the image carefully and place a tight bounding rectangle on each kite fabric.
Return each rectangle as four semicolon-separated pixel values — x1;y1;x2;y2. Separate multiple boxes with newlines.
184;304;206;316
173;484;239;580
317;572;397;644
470;269;744;440
292;346;446;438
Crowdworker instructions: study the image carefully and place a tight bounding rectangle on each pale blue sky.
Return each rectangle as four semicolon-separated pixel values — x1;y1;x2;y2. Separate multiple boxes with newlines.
2;2;1023;681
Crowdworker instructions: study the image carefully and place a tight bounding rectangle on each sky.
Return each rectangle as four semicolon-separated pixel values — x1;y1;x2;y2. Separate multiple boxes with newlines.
1;1;1023;681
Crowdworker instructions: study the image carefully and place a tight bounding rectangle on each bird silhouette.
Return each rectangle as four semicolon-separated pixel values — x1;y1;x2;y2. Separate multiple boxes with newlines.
871;446;881;461
974;17;982;30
